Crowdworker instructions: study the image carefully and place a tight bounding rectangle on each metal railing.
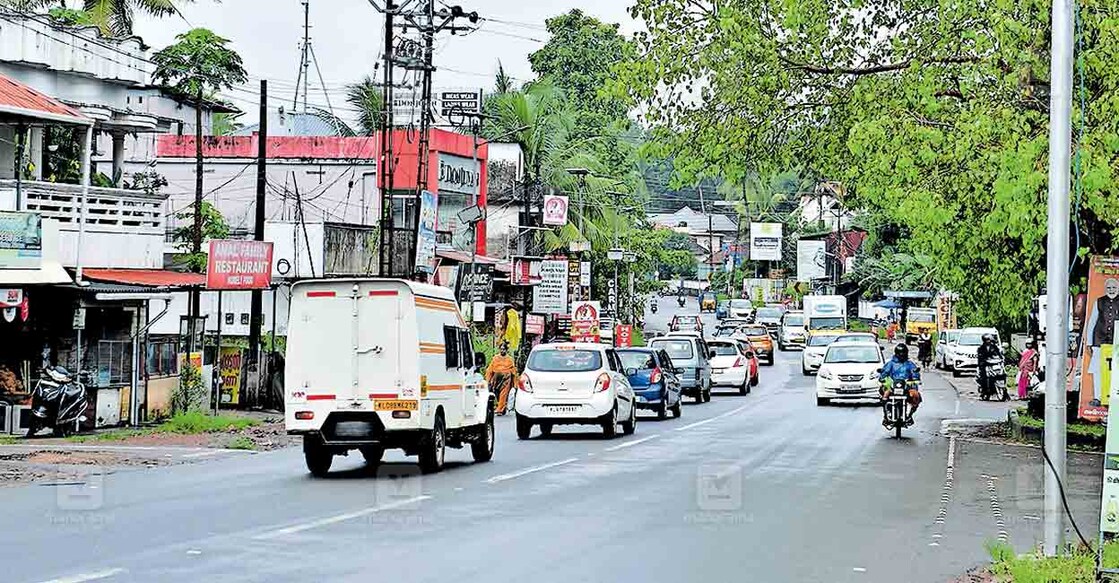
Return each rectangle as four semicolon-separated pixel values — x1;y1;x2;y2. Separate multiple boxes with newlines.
0;180;165;234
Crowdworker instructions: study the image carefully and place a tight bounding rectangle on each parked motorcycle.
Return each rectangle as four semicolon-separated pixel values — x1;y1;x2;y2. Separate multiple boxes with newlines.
977;354;1009;402
882;378;916;439
26;366;88;438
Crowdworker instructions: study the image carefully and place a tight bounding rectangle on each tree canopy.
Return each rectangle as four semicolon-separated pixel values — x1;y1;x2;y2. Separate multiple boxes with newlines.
152;28;247;99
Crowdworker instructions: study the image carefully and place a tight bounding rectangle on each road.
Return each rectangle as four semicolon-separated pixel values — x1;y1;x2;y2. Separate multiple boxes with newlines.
3;296;1103;583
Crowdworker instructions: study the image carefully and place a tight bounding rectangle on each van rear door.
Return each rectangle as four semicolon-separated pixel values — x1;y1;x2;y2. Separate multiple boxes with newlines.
287;282;361;403
356;282;408;400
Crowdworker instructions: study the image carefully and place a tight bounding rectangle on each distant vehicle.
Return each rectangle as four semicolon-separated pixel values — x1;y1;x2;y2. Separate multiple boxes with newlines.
754;305;784;335
905;307;938;342
802;295;848;333
951;327;1000;377
649;335;712;403
801;332;841;376
935;329;962;370
715;300;729;320
778;310;807;351
700;291;718;313
515;343;637;439
815;342;886;406
617;348;683;419
285;278;493;477
733;324;774;365
728;299;755;320
707;339;757;394
712;324;741;338
834;332;879;345
670;314;703;333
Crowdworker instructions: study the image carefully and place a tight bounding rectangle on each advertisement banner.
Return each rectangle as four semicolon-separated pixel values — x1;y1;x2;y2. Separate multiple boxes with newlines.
568;257;581;301
543;194;569;226
525;313;545;336
206;240;274;290
510;256;542;286
615;324;633;347
580;261;592;288
0;211;41;269
750;223;783;261
532;259;569;315
218;346;243;405
415;190;439;273
1100;340;1119;534
796;240;827;281
456;263;494;302
936;295;958;332
570;301;601;343
1079;256;1119;419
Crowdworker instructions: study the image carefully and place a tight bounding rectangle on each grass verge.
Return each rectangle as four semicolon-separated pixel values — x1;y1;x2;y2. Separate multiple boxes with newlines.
225;436;257;451
987;540;1119;582
155;411;259;434
0;435;19;445
1016;409;1105;439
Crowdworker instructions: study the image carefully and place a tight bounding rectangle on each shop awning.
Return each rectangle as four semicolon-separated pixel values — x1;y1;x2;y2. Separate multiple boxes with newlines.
0;261;72;285
0;73;91;126
82;268;205;289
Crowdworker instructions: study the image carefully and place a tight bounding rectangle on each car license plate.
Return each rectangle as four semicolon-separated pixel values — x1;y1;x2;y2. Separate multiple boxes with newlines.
546;405;579;414
712;368;725;374
374;399;418;411
839;384;862;392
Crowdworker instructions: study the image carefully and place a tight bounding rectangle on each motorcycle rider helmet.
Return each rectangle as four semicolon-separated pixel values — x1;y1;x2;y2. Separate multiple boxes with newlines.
45;366;71;384
982;333;996;345
894;344;909;360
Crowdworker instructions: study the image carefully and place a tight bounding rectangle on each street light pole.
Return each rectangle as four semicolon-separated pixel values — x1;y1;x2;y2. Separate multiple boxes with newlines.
1043;0;1074;557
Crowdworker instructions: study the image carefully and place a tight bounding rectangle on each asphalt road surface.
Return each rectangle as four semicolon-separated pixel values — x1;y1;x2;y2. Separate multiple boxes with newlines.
3;296;1103;583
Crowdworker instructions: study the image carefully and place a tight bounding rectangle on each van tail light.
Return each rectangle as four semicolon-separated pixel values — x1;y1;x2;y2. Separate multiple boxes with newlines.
649;367;663;385
519;374;533;393
295;411;314;420
594;373;611;393
733;357;745;368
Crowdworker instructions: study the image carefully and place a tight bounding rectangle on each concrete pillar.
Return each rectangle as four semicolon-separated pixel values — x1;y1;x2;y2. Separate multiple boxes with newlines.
111;132;126;181
28;127;43;180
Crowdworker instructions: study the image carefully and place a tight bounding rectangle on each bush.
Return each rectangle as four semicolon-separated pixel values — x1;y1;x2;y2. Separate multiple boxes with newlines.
173;361;207;414
157;412;258;434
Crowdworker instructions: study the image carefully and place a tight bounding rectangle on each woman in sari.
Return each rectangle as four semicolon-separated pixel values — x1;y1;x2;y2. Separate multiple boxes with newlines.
1017;341;1040;400
486;342;518;415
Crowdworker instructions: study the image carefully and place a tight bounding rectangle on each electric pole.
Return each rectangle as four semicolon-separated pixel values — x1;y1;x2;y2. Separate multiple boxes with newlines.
294;0;311;112
1043;0;1074;557
377;0;397;277
248;80;267;369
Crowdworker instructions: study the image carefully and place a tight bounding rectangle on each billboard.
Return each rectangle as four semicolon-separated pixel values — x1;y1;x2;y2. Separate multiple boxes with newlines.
570;301;601;343
218;346;243;405
0;211;41;269
510;256;542;286
532;259;569;314
206;240;274;290
796;240;827;281
750;223;782;261
456;263;494;302
415;190;439;273
1079;256;1119;420
543;195;569;226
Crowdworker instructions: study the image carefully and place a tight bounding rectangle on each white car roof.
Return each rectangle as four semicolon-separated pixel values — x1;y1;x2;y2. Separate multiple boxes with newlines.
533;342;607;352
961;327;998;334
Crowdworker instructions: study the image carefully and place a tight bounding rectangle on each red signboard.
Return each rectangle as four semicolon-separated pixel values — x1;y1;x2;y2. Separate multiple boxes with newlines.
615;325;633;347
206;240;274;290
525;313;545;336
510;256;543;286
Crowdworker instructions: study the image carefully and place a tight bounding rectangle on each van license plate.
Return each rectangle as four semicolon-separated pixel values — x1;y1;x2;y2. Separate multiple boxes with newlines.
374;399;418;411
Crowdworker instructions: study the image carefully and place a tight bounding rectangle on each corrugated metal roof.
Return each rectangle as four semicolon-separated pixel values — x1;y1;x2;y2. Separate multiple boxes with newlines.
0;74;90;125
82;269;205;288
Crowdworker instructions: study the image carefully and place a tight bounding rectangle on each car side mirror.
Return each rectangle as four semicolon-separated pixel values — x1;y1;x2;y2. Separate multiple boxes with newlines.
745;352;755;358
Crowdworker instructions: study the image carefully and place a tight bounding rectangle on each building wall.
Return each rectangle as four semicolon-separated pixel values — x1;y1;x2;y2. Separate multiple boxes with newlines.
148;287;292;338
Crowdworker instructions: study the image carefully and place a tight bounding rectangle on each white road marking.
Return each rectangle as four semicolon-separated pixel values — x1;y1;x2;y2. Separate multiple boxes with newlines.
853;567;867;572
674;404;749;432
604;434;660;452
484;457;579;484
38;568;126;583
181;450;224;459
253;495;431;540
954;399;960;415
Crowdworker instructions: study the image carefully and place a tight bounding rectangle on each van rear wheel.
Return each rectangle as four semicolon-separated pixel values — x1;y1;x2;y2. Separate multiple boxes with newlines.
303;436;332;477
471;412;494;463
419;415;446;474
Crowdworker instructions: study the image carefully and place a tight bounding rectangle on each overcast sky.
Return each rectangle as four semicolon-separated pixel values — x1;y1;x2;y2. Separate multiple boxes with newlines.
132;0;637;123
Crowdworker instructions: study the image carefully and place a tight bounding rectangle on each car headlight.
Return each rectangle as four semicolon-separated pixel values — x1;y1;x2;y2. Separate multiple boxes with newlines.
819;369;834;380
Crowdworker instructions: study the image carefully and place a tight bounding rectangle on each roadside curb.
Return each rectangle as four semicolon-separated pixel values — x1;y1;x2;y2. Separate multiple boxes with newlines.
1005;408;1104;450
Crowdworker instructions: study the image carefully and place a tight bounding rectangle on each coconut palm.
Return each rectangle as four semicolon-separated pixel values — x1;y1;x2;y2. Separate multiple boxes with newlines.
308;76;383;137
81;0;193;37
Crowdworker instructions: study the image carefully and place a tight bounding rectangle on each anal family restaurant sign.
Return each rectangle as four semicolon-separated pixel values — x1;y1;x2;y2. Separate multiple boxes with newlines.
207;240;274;290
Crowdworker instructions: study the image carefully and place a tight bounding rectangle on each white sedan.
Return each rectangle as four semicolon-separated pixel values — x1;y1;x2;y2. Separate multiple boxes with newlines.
516;343;637;439
801;333;841;375
815;342;886;406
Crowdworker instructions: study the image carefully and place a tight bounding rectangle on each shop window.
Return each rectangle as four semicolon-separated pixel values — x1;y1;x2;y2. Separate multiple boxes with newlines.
146;340;178;377
93;339;133;387
241;313;249;325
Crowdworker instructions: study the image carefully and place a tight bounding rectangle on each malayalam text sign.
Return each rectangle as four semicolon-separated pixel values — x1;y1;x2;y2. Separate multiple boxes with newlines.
207;240;274;290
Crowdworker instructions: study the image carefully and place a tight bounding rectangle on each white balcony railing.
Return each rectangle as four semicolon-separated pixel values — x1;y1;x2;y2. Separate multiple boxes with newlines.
0;179;167;269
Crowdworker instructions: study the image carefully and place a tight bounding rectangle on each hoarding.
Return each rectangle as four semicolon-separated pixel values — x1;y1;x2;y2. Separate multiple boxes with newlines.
1079;256;1119;420
543;194;569;226
456;263;494;302
218;346;243;405
525;313;545;336
615;324;633;347
415;190;439;273
532;259;569;314
510;256;542;286
0;211;41;269
796;240;827;281
750;223;782;261
206;240;274;290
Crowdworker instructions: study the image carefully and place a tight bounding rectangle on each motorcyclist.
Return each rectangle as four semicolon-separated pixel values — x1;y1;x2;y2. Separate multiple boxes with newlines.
677;294;685;308
878;344;922;426
976;333;1003;397
916;331;933;366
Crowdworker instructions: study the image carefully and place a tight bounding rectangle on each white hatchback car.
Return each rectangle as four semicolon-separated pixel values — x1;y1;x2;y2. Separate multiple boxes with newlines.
801;333;841;375
516;343;637;439
708;339;754;394
815;342;886;406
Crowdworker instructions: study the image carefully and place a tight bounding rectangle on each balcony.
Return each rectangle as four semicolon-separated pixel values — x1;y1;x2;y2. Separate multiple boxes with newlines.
0;179;166;269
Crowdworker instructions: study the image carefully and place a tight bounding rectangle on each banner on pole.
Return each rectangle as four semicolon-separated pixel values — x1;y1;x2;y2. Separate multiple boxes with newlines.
1078;256;1119;420
750;223;783;261
570;301;601;343
543;195;569;226
415;190;439;273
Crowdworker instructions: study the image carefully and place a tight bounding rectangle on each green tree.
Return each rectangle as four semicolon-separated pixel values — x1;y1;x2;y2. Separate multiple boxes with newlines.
614;0;1119;329
172;201;229;272
83;0;193;37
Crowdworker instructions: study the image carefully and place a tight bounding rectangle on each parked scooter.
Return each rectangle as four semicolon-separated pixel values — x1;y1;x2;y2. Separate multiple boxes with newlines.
977;354;1009;402
26;366;88;438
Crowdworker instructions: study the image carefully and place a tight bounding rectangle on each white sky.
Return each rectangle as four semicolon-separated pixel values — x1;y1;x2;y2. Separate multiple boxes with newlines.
131;0;637;123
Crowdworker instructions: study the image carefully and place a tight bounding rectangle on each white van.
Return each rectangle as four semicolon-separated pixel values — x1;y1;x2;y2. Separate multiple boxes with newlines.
285;278;494;476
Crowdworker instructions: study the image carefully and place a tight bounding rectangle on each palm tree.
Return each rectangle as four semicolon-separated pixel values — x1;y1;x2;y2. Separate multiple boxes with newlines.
308;76;383;137
83;0;193;37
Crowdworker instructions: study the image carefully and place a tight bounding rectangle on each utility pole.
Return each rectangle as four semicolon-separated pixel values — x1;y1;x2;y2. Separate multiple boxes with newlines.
190;86;204;353
248;80;267;369
294;0;311;112
377;1;396;277
1043;0;1074;557
409;0;436;276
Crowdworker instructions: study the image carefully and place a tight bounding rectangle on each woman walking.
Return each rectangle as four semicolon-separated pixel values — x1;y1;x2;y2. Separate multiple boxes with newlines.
486;342;518;415
1017;341;1040;400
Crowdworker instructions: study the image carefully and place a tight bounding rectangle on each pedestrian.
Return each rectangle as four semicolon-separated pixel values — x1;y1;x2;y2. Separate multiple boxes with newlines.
486;342;518;415
1017;340;1040;400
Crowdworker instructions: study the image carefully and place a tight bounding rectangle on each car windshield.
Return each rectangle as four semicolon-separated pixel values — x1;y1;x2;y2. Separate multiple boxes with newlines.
825;346;882;363
836;334;874;343
651;339;695;360
713;326;738;337
730;300;752;309
527;349;603;372
809;316;846;330
674;316;698;324
959;333;984;346
756;308;782;319
808;335;839;347
910;313;935;323
945;331;961;343
617;351;656;371
740;326;768;336
709;342;739;356
784;315;805;326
